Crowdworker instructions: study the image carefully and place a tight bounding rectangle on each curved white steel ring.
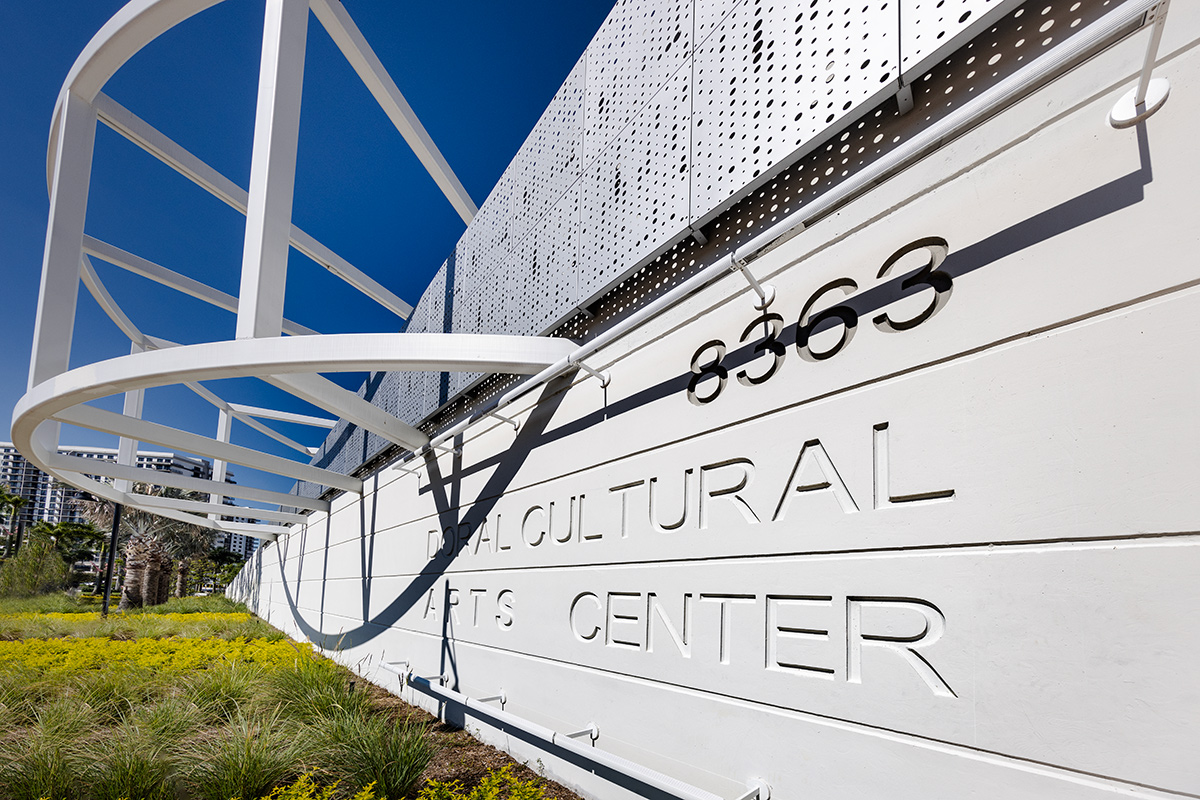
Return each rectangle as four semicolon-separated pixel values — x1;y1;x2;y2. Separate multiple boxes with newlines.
13;333;575;536
48;0;223;188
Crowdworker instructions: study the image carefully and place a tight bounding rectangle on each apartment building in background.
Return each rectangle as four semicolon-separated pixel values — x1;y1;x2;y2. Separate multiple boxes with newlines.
0;442;257;558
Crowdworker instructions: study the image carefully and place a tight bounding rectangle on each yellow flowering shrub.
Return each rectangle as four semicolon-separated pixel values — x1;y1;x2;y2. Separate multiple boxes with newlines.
0;635;308;674
3;612;256;623
418;766;545;800
254;774;379;800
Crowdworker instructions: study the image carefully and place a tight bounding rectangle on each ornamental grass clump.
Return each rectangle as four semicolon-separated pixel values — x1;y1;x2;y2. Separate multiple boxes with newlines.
314;710;435;799
70;666;166;724
80;717;182;800
185;661;269;723
265;652;369;723
182;712;312;800
0;697;92;800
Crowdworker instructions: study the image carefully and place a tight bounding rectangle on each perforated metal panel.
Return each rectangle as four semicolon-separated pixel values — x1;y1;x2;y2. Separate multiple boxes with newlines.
579;65;691;300
406;262;448;418
509;58;585;248
690;0;899;226
900;0;1023;81
583;0;692;163
507;187;581;336
695;0;746;48
453;170;513;322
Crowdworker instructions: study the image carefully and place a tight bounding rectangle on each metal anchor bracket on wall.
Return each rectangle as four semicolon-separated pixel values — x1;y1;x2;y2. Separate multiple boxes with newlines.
732;780;771;800
729;254;776;310
561;722;600;744
485;410;519;431
567;354;611;388
1110;0;1171;127
475;690;507;708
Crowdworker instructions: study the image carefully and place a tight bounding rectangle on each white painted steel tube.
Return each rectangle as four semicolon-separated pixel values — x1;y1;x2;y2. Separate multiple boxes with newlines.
410;0;1154;461
406;675;725;800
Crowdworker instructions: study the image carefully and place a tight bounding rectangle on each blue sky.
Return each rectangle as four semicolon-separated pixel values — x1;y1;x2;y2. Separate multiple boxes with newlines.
0;0;613;495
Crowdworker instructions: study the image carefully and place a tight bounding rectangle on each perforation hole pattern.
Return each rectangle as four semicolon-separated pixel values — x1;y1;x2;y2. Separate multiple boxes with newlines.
690;0;898;223
580;66;692;299
508;188;582;336
584;0;693;161
902;0;1014;76
509;59;586;246
695;0;747;47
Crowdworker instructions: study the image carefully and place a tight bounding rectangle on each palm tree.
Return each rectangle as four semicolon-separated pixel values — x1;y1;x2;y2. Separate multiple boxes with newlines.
75;485;215;609
29;520;105;566
0;486;29;558
163;523;218;598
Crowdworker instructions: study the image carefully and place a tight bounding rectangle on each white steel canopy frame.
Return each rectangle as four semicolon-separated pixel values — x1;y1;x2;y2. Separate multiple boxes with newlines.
15;0;571;540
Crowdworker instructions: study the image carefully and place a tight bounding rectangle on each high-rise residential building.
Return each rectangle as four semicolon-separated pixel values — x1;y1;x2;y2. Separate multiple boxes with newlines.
0;442;255;555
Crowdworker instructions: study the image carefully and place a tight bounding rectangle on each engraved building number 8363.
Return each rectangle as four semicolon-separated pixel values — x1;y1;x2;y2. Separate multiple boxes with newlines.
687;237;953;406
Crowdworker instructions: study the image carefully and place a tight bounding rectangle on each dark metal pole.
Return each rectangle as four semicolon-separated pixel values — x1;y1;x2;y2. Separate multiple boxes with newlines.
101;504;122;617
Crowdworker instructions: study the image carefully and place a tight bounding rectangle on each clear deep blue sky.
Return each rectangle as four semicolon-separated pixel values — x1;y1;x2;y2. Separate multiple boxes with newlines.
0;0;614;495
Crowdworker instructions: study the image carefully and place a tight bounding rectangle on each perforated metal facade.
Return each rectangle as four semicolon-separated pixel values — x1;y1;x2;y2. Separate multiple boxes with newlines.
307;0;1132;487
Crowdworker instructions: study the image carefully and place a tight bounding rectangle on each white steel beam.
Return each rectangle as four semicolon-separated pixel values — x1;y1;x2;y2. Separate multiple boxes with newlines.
311;0;478;224
53;404;363;493
42;451;329;512
266;373;429;451
221;522;288;538
17;333;574;401
115;341;145;494
31;91;96;392
288;228;414;319
134;493;306;525
80;255;151;347
83;235;319;337
54;467;280;539
188;384;315;456
92;92;247;213
227;403;336;428
208;407;233;513
66;269;320;458
236;0;310;340
93;94;414;320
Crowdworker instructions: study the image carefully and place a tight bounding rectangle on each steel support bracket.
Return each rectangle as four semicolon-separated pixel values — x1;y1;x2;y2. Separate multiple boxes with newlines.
568;356;611;388
732;780;771;800
392;459;420;475
1110;0;1171;128
485;410;520;431
562;723;600;743
476;690;507;708
730;254;776;310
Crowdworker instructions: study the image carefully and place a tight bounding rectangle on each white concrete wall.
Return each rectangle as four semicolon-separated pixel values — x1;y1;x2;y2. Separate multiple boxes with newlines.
231;5;1200;798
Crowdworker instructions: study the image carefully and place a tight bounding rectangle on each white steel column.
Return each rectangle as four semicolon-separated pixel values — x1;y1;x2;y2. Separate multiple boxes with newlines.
114;341;145;494
30;92;97;390
236;0;310;340
208;408;233;518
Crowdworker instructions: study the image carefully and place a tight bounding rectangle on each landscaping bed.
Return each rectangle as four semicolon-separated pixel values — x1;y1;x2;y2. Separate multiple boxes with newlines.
0;595;584;800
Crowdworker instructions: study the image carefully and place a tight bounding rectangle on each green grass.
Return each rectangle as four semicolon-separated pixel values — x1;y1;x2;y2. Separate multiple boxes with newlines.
185;662;270;724
182;712;312;800
265;652;371;724
0;593;490;800
0;697;93;800
0;592;96;615
315;711;434;799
